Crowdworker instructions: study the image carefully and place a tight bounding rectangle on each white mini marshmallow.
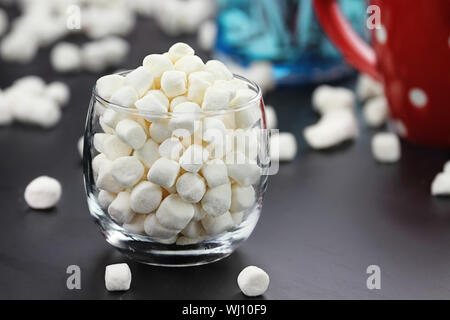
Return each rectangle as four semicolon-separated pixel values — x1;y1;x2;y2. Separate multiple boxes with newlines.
231;211;244;225
147;157;180;188
1;32;38;63
181;220;204;238
444;161;450;173
123;214;147;234
92;154;110;180
371;132;401;163
108;191;135;224
202;87;231;111
205;60;233;81
45;82;70;107
270;132;297;162
202;117;227;144
135;90;169;121
96;162;123;193
187;71;214;104
96;75;125;100
176;172;206;203
144;214;180;239
201;183;231;217
174;55;205;75
168;95;188;112
237;266;269;297
363;96;389;128
110;86;139;108
168;42;195;62
356;73;384;101
102;134;132;160
149;120;172;143
98;190;116;209
265;105;277;129
130;181;162;214
159;137;184;160
312;85;355;115
226;151;260;187
179;144;209;173
201;159;229;188
115;119;147;149
156;194;195;230
201;211;234;235
24;176;62;210
198;20;217;51
192;203;207;221
105;263;131;292
169;102;202;137
143;54;174;79
110;156;144;188
231;89;260;129
431;172;450;196
230;185;255;213
93;133;109;153
13;76;46;95
50;42;81;73
125;66;154;97
161;70;187;98
303;109;359;150
246;61;275;93
81;41;109;73
134;139;159;168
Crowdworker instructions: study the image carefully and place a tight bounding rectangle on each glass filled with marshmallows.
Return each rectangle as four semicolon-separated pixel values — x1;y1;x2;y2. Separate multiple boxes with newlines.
83;43;270;266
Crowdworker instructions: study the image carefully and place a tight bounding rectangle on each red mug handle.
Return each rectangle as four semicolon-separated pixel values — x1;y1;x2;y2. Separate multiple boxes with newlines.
313;0;380;80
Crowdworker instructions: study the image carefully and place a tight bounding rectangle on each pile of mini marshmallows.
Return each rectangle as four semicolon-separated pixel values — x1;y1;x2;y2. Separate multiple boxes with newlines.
51;37;129;73
0;76;69;127
92;43;263;245
0;0;145;64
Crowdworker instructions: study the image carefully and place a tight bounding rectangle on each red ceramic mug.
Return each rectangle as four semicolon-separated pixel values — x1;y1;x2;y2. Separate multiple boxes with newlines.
314;0;450;147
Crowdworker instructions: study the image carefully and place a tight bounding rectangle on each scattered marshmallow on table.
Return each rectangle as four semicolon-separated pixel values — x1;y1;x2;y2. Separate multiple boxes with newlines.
110;156;144;188
371;132;401;163
50;42;82;73
264;105;277;129
156;194;195;231
198;20;217;51
176;172;206;203
45;82;70;107
363;96;389;128
77;136;84;158
105;263;131;292
304;109;359;150
312;85;355;115
270;132;297;162
130;181;162;214
24;176;62;210
431;172;450;196
237;266;269;297
356;73;384;101
108;191;135;224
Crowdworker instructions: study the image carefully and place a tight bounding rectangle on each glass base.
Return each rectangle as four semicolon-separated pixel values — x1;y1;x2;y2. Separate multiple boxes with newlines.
87;193;261;267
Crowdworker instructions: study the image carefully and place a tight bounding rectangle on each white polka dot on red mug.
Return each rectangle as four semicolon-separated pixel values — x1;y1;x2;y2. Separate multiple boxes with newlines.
409;88;428;108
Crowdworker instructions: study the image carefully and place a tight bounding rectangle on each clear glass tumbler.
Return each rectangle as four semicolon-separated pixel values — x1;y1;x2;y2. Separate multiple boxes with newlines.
83;73;270;266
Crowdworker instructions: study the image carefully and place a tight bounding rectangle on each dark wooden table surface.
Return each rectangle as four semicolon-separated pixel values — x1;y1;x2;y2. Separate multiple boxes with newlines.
0;14;449;300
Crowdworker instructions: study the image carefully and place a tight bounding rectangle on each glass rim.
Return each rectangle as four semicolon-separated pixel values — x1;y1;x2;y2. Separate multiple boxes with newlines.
93;71;263;117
